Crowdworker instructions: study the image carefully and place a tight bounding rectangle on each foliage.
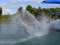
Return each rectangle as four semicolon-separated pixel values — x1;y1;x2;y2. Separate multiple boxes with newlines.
26;5;60;19
18;7;23;12
0;14;12;22
1;5;60;22
0;7;2;16
26;5;42;18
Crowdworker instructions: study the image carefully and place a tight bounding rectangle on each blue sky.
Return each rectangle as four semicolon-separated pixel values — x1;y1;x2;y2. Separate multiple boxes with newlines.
0;0;60;14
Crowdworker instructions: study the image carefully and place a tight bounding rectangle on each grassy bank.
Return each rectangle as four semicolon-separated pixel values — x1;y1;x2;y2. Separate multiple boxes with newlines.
0;14;12;22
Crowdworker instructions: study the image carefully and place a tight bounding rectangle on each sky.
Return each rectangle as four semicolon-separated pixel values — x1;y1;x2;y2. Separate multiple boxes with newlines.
0;0;60;14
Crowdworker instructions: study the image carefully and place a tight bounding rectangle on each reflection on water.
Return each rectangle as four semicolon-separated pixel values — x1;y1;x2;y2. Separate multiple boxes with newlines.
0;23;1;31
0;23;60;45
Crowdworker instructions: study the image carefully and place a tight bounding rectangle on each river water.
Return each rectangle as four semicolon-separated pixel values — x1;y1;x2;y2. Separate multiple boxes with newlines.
0;23;60;45
0;10;60;45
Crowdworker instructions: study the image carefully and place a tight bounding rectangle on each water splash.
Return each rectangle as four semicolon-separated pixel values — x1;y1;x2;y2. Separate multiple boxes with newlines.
0;10;51;44
50;19;60;29
12;10;50;37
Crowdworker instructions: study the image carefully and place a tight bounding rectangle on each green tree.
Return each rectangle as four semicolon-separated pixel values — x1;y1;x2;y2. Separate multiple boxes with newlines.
0;7;2;20
50;8;56;13
0;7;2;16
26;5;32;12
18;7;23;12
38;7;41;13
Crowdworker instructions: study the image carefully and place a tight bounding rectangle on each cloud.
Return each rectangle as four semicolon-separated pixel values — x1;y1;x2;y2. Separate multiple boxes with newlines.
9;0;43;3
0;3;18;9
9;0;21;3
0;0;60;15
2;9;14;15
29;0;43;2
0;0;60;9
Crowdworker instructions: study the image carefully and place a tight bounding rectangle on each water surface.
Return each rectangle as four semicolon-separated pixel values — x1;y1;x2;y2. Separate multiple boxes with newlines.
0;23;60;45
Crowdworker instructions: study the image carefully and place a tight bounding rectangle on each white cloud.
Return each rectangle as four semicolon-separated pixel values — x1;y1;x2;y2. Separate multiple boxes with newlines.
0;0;59;10
29;0;43;2
0;0;60;15
0;2;26;14
9;0;21;3
9;0;43;3
0;3;18;9
2;9;14;15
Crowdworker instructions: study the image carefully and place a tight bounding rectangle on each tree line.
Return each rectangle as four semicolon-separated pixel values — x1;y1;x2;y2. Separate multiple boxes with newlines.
0;7;2;17
18;5;60;19
0;5;60;20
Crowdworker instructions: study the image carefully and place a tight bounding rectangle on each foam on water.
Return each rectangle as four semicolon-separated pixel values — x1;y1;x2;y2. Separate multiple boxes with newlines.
50;19;60;29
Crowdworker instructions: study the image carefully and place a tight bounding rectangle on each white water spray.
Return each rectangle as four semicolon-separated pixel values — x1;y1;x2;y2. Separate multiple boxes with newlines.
0;10;51;44
12;10;50;37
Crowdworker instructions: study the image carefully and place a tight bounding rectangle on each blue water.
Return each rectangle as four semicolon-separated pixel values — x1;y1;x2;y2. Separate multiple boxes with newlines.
0;23;60;45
